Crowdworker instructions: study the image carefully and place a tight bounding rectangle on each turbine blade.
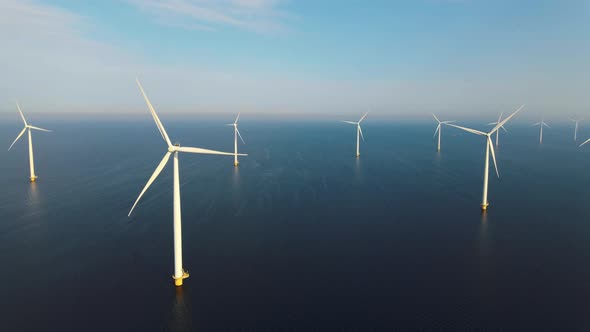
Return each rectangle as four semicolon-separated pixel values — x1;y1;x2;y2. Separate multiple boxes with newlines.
359;112;369;123
16;102;27;126
341;121;357;125
176;146;247;156
234;112;240;124
543;122;551;128
447;124;487;136
8;127;27;151
531;122;541;126
433;124;440;138
28;126;52;132
432;113;440;123
491;104;525;133
236;128;245;144
442;120;456;124
501;125;508;133
498;112;504;122
128;152;171;216
580;138;590;147
226;124;234;126
136;79;172;147
488;137;500;178
486;122;498;126
358;125;365;142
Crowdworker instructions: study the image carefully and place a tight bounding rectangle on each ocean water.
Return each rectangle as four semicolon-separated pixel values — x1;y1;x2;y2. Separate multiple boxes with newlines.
1;118;589;331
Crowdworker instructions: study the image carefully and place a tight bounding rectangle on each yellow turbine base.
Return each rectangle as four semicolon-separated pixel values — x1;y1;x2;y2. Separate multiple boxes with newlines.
234;162;239;166
356;154;360;157
481;203;489;211
30;177;37;182
173;271;190;287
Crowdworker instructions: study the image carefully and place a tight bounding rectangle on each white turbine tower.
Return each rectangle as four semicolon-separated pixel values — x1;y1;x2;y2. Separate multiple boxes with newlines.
342;112;369;157
570;118;583;142
128;79;247;287
532;117;550;144
226;113;245;166
486;112;508;146
8;102;52;182
448;105;525;211
432;114;455;151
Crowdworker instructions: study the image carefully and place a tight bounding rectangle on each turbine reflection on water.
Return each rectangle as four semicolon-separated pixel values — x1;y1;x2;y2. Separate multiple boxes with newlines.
169;287;192;332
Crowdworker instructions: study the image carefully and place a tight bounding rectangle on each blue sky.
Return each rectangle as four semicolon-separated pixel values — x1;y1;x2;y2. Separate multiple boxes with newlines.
0;0;588;118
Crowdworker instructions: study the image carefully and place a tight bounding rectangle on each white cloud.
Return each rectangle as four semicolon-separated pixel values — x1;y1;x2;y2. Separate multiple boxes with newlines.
127;0;290;33
0;0;587;118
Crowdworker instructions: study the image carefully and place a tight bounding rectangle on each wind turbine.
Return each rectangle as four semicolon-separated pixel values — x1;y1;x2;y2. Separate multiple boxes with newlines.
570;118;583;142
342;112;368;157
532;117;550;144
226;113;245;166
128;79;247;287
486;112;508;146
8;102;52;182
448;105;525;211
432;114;455;151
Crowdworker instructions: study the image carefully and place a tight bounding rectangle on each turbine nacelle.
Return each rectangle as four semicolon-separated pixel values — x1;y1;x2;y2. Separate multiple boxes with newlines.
168;144;179;152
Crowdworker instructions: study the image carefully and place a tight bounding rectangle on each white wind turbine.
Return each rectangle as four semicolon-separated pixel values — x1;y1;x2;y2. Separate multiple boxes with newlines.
486;112;508;146
570;118;583;142
448;105;525;211
342;112;368;157
128;79;247;287
532;117;550;144
432;114;455;151
226;113;245;166
8;102;52;182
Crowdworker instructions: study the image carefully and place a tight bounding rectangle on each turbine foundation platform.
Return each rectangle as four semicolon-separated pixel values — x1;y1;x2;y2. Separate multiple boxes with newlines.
481;203;489;211
173;271;189;287
356;154;360;157
234;162;239;166
30;176;37;183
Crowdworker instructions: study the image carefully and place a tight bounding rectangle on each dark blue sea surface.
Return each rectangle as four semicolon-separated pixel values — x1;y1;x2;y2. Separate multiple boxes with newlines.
1;118;590;331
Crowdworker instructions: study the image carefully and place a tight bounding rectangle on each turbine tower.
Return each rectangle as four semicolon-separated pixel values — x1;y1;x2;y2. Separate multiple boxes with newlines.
432;114;455;151
342;112;368;157
129;79;246;287
487;112;508;146
570;118;583;142
448;105;525;211
226;113;245;166
8;102;52;182
532;117;550;144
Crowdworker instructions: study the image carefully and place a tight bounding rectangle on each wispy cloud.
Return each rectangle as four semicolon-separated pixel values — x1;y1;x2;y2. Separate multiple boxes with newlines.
0;0;587;116
127;0;291;33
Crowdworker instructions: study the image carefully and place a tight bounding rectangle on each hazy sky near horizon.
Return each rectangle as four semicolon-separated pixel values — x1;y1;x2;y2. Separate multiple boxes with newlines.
0;0;588;117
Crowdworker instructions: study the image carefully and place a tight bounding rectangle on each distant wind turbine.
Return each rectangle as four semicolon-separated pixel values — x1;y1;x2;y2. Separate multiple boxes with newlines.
128;79;246;287
226;113;246;166
486;112;508;146
570;118;583;142
8;102;52;182
532;117;550;144
341;112;368;157
432;114;455;152
448;105;525;211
